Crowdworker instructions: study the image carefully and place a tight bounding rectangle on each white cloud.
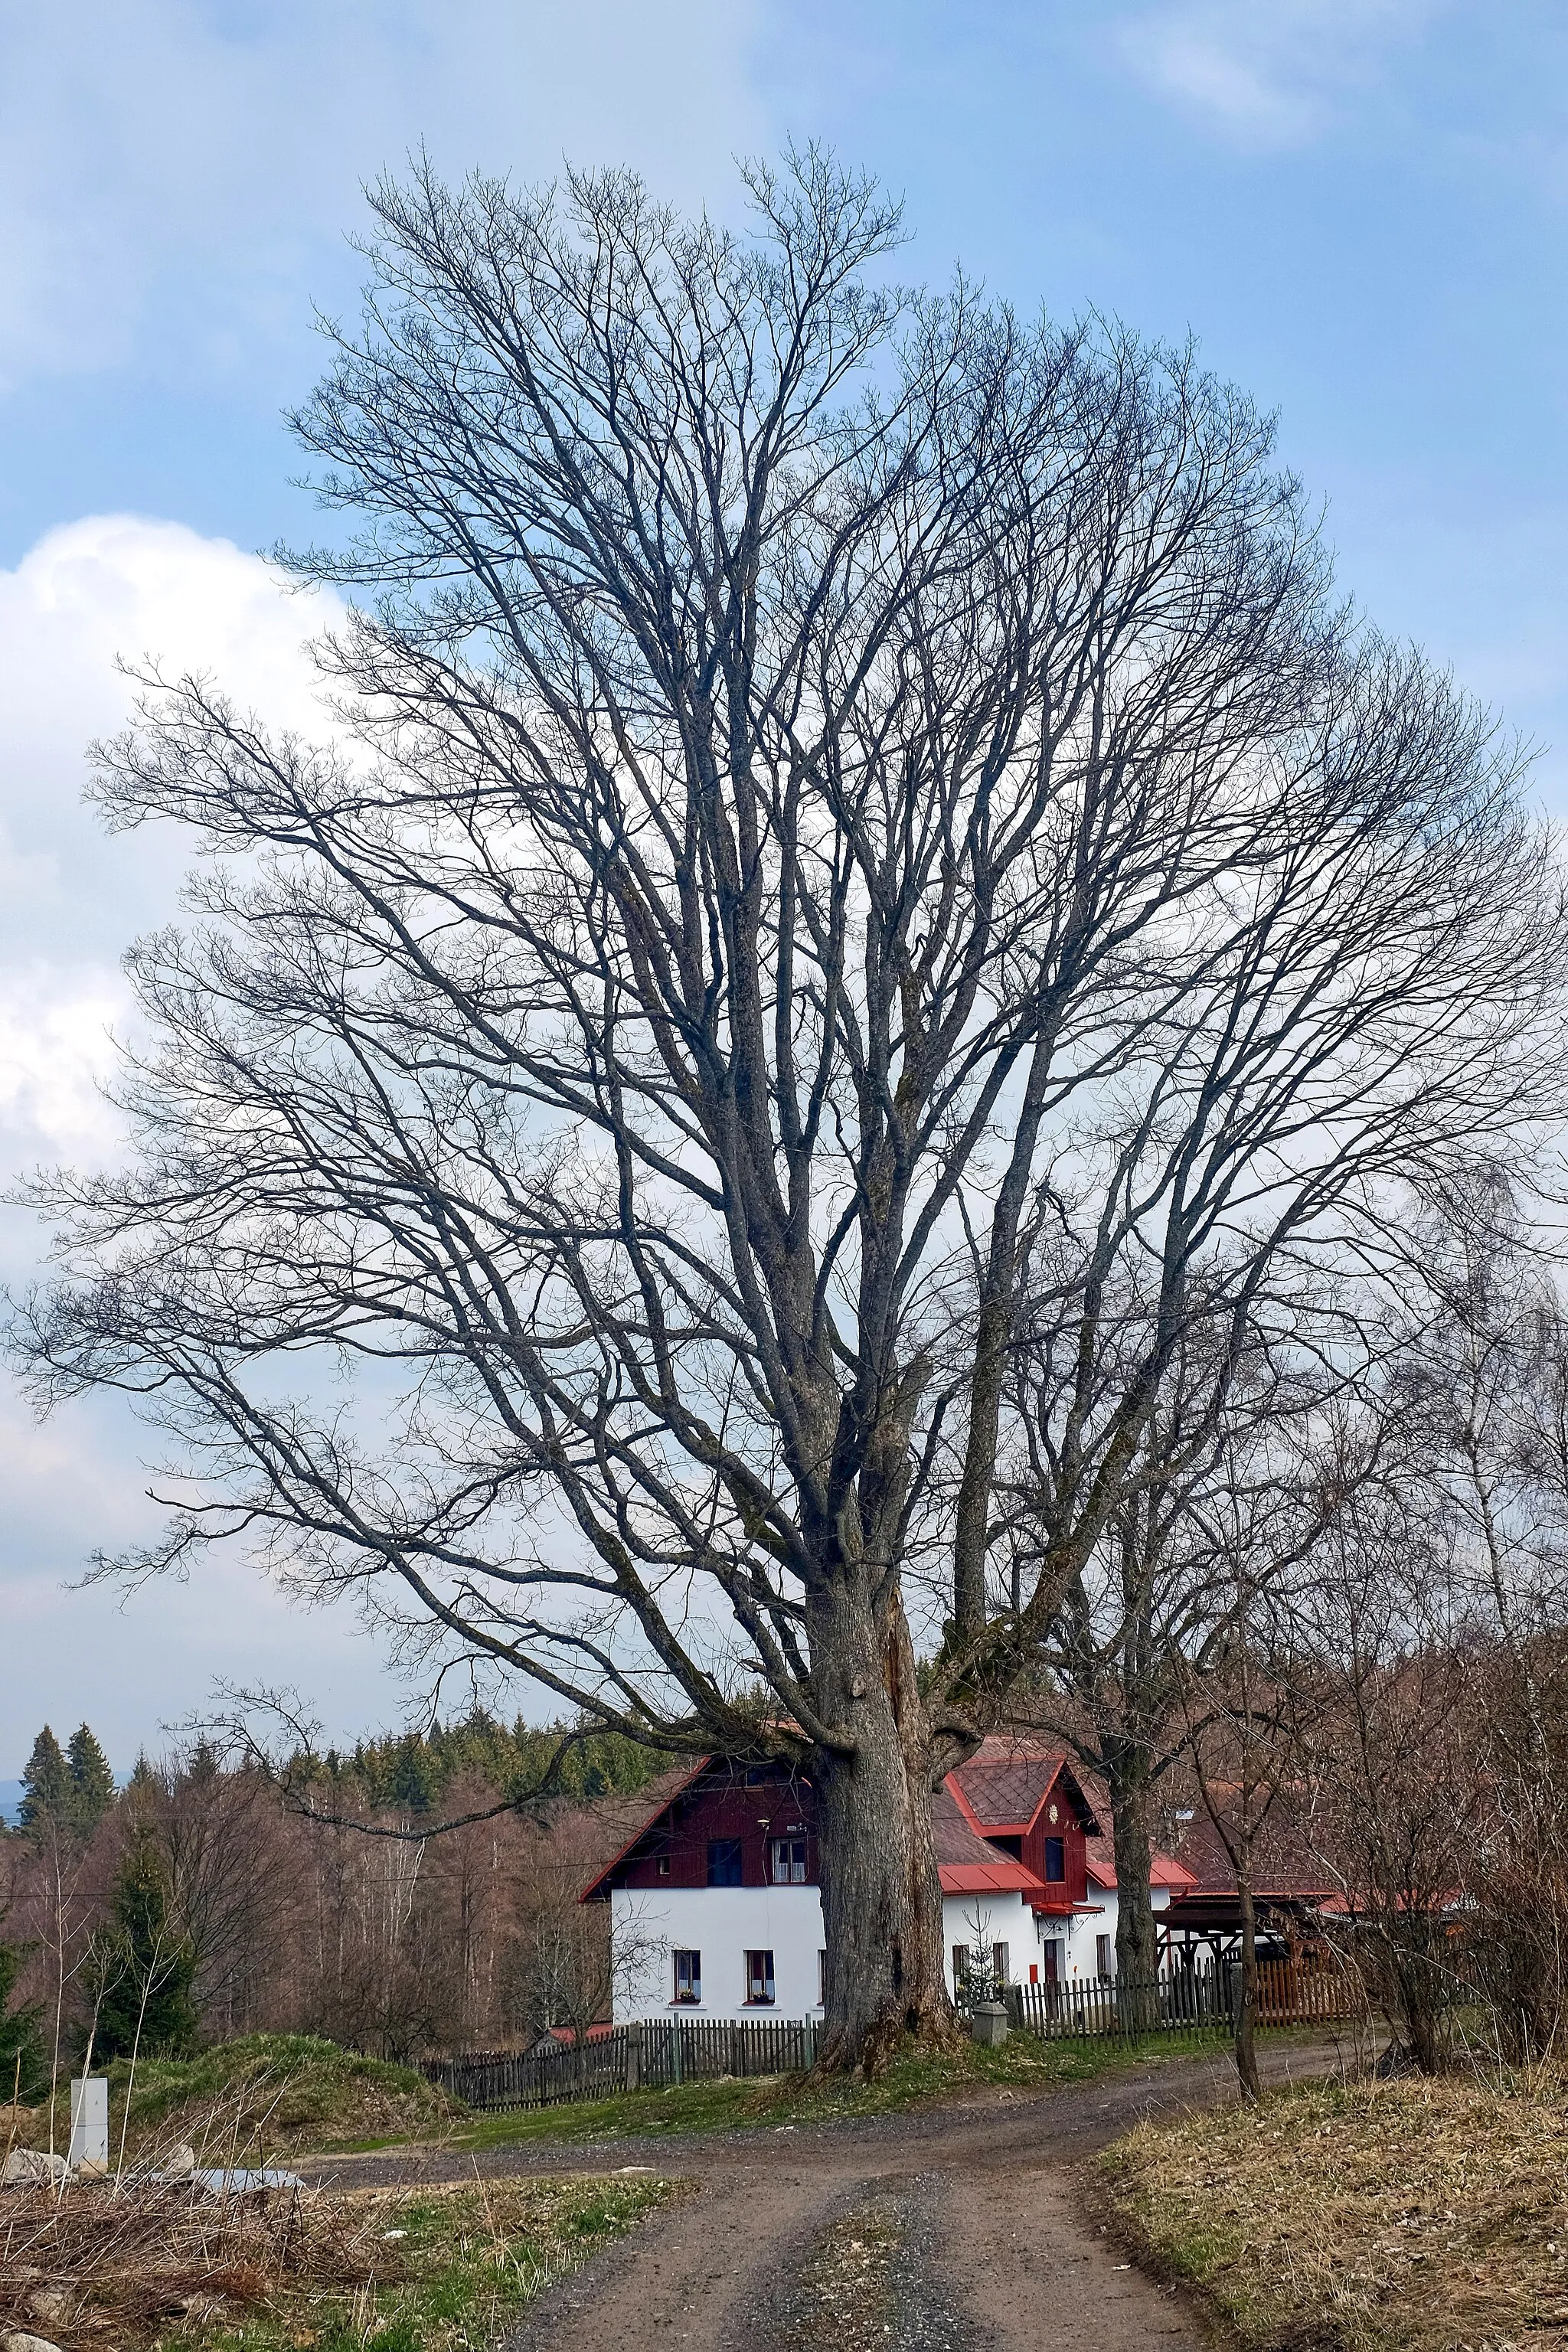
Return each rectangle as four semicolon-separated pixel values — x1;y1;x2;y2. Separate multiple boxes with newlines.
0;514;341;1166
0;514;400;1768
0;0;766;388
1115;0;1446;149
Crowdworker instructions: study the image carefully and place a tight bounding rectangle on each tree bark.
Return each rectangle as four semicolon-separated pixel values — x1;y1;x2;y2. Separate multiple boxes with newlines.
1107;1741;1161;2027
1234;1870;1262;2103
811;1589;959;2072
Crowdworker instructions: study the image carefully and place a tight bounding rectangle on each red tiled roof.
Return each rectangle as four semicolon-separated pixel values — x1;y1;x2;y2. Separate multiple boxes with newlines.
949;1740;1068;1831
1165;1803;1338;1902
931;1782;1040;1896
1084;1835;1196;1893
579;1743;1103;1907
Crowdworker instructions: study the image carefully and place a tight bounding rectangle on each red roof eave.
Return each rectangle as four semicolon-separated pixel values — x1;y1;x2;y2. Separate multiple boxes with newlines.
938;1860;1043;1896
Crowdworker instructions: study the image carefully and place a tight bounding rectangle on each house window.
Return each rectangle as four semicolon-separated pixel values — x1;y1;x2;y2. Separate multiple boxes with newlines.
818;1950;827;2007
952;1943;969;1996
991;1942;1010;1986
1097;1933;1112;1978
672;1949;701;2004
656;1854;671;1877
745;1949;776;2005
707;1838;744;1886
1044;1836;1065;1882
771;1837;807;1883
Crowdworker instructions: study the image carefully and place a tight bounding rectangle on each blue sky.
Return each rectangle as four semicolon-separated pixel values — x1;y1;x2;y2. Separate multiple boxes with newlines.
2;0;1564;1769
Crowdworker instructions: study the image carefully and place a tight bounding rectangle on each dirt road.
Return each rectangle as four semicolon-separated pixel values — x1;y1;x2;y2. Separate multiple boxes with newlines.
311;2039;1341;2349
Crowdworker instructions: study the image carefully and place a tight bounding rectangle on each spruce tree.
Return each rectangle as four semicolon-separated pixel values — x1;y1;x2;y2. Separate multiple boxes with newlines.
386;1736;433;1815
65;1724;116;1838
18;1726;69;1840
83;1831;197;2064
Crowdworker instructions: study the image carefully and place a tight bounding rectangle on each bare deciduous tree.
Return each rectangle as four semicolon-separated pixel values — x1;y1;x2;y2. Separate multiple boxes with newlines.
12;153;1564;2065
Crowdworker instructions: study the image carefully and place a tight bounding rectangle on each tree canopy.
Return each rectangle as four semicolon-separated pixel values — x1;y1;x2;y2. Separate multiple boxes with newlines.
15;152;1566;2061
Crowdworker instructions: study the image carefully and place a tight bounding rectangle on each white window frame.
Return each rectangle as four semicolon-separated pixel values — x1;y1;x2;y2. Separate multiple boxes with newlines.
770;1835;808;1883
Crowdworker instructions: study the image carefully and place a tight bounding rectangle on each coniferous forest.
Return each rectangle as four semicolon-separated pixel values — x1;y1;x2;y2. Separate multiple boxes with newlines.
0;1714;666;2072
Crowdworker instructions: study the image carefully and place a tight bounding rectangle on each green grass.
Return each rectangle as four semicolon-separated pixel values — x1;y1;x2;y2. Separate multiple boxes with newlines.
437;2024;1234;2153
8;2033;459;2163
165;2175;676;2352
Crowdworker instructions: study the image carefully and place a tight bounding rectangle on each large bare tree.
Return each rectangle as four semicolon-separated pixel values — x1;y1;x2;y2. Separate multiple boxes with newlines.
13;153;1564;2064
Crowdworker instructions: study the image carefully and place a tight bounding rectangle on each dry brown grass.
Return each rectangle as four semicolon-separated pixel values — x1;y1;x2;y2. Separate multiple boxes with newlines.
1100;2070;1568;2351
0;2175;398;2348
0;2173;683;2350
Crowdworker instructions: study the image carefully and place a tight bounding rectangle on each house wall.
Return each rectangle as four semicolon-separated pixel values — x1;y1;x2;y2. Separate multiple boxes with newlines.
609;1883;825;2021
609;1882;1171;2017
942;1889;1034;1991
1073;1884;1174;1977
610;1764;815;1896
1019;1791;1089;1906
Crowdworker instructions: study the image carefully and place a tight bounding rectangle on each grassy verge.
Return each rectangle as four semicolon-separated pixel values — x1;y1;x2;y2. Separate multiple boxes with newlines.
175;2177;681;2352
2;2034;459;2166
1099;2068;1568;2352
429;2025;1236;2153
0;2171;678;2352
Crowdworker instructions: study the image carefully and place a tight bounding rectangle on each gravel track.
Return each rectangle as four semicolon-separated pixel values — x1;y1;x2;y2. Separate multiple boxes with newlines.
304;2037;1346;2349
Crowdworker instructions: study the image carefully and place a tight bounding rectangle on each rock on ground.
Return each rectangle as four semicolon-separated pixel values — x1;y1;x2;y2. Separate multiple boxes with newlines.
1;2149;67;2186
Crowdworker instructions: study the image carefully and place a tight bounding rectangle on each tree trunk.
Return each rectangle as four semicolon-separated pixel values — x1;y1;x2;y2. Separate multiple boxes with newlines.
1399;1925;1446;2073
1234;1872;1262;2103
811;1586;959;2073
1107;1742;1160;2028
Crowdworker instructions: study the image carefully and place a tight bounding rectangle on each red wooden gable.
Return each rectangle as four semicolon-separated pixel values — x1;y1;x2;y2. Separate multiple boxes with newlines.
583;1759;817;1897
946;1737;1100;1913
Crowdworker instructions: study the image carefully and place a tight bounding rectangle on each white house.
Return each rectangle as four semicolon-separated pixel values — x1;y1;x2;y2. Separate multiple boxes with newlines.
581;1738;1196;2021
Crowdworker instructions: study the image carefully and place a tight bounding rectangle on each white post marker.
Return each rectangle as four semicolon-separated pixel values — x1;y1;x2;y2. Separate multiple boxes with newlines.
68;2076;109;2171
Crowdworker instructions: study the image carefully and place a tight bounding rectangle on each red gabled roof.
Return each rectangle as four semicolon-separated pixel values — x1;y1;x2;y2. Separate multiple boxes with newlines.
931;1782;1041;1896
579;1740;1120;1909
1164;1802;1338;1903
946;1737;1101;1839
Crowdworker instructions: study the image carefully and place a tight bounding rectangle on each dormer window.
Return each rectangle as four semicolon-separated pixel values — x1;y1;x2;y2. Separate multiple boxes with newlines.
1044;1836;1065;1882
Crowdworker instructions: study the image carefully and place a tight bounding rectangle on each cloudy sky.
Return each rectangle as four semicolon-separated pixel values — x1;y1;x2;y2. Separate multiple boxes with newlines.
2;0;1564;1772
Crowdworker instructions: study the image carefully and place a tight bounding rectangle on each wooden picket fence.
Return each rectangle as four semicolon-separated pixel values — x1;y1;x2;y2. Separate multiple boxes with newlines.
1007;1956;1364;2041
425;1959;1364;2114
423;2014;820;2113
